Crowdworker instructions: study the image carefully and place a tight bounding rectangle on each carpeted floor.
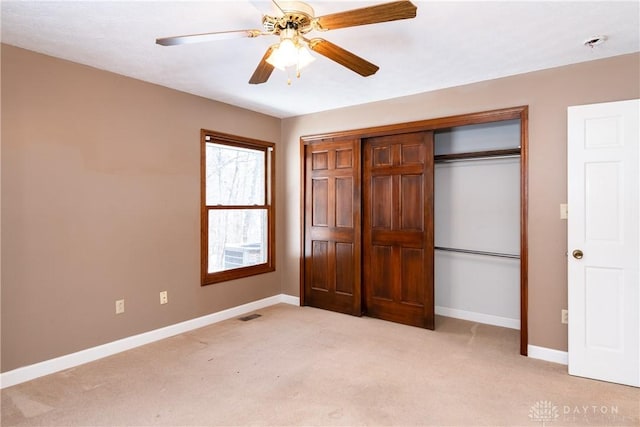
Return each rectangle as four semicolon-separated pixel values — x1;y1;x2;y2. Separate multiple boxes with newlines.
1;304;639;426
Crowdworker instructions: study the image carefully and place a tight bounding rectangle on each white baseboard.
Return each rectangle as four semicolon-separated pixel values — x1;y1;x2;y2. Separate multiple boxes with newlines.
435;306;520;330
435;306;568;365
527;345;568;365
0;294;300;389
279;294;301;306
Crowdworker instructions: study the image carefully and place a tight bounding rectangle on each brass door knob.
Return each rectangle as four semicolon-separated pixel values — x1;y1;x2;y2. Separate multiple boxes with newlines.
572;249;584;259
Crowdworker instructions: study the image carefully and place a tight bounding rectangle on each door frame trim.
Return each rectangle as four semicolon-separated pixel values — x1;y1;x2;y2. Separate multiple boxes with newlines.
300;106;529;355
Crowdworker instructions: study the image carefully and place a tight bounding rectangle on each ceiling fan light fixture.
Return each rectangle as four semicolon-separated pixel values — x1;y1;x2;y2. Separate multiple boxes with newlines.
266;37;315;73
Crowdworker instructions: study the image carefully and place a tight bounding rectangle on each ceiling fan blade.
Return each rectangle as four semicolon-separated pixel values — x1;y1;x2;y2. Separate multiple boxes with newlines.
156;29;263;46
315;1;417;31
306;38;379;77
249;46;277;84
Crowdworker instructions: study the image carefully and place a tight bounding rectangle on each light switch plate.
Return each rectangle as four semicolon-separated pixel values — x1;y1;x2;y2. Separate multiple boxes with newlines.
560;203;568;219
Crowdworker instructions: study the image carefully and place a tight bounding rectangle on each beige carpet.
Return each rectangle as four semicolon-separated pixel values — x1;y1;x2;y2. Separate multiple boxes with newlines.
1;304;638;426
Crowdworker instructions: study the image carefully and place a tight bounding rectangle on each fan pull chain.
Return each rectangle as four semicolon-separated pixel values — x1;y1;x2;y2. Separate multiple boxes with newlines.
295;55;302;81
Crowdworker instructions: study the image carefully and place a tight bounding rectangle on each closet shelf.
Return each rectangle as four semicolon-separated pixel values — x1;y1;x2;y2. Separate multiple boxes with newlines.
434;148;521;163
435;246;520;259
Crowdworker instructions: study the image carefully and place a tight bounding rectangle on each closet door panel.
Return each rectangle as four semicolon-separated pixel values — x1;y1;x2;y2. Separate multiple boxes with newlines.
370;245;394;300
371;176;393;228
363;132;435;329
311;178;329;226
373;145;392;166
310;241;329;291
335;149;353;168
335;177;354;228
304;139;361;315
401;248;425;305
401;143;424;164
335;242;355;295
401;174;424;230
312;151;329;169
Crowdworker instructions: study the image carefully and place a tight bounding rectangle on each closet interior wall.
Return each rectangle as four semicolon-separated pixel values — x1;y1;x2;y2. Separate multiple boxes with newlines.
434;120;521;329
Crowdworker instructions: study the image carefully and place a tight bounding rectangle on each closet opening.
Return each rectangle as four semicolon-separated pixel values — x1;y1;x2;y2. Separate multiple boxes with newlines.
300;106;528;356
434;119;522;335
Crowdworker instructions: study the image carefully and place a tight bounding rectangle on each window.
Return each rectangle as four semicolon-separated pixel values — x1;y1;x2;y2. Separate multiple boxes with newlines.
201;130;275;285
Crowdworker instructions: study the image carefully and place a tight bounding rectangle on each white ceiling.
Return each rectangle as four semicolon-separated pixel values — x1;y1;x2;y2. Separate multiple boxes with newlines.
2;1;639;118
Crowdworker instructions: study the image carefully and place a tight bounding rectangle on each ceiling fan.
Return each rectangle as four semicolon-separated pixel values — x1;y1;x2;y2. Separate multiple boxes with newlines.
156;0;417;84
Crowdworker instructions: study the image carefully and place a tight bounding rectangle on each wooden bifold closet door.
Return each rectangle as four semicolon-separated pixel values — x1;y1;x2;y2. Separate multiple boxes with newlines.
303;132;434;329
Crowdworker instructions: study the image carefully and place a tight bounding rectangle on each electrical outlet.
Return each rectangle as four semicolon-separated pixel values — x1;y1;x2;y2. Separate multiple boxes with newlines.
160;291;168;305
115;299;125;314
561;309;568;324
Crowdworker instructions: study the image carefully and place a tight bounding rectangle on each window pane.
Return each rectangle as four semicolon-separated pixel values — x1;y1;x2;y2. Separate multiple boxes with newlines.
207;209;267;273
205;143;265;205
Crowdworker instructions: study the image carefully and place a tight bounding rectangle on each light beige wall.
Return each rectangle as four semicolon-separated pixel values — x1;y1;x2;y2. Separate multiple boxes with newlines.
280;53;640;352
1;45;282;372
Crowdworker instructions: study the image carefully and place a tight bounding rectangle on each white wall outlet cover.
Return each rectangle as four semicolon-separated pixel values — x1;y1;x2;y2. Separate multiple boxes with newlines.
560;203;568;219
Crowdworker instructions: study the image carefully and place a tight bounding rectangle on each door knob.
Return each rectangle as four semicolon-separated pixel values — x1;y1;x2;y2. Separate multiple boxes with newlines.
572;249;584;259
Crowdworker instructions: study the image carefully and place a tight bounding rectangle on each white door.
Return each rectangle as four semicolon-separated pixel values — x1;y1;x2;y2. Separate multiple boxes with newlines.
567;99;639;387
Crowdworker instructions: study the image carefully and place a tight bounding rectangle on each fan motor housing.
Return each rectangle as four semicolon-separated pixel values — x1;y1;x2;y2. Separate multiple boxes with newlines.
262;1;316;35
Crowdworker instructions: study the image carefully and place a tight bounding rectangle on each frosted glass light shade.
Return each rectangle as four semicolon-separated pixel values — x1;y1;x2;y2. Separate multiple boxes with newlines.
266;39;315;71
297;45;316;69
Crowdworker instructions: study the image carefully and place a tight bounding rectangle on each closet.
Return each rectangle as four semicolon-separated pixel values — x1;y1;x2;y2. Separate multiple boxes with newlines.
434;120;521;330
301;106;528;354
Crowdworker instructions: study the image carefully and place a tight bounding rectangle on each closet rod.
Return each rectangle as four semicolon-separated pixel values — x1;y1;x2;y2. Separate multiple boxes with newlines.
434;148;521;163
435;154;520;164
435;246;520;259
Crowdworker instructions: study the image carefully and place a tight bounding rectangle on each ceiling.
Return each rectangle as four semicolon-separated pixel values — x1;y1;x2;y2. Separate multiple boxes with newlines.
2;1;639;118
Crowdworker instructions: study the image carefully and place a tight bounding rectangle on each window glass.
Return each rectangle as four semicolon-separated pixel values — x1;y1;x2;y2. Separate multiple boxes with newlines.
205;143;265;205
207;209;267;273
